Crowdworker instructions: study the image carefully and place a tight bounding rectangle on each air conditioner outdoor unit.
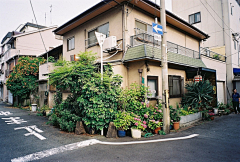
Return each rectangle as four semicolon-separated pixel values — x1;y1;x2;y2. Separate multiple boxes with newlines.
103;36;117;51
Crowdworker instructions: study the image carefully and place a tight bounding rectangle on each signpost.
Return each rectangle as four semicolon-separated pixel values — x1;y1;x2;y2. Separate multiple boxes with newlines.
95;32;106;136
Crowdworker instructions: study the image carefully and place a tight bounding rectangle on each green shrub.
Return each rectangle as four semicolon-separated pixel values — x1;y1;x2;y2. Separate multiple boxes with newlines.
181;80;214;110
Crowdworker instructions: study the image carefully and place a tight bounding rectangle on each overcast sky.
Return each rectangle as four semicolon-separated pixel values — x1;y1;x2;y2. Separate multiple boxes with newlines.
0;0;172;42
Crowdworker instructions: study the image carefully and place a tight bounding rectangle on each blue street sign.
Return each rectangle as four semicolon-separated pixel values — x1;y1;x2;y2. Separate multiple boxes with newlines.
152;22;163;35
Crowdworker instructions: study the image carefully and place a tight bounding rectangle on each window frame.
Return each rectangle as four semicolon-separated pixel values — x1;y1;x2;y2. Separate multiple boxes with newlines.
189;12;201;25
147;76;158;100
67;36;75;51
87;22;109;48
168;75;183;98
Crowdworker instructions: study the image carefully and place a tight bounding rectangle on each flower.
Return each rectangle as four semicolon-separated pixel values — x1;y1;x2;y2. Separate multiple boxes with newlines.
144;114;148;118
135;122;138;126
155;121;159;124
143;121;147;124
171;120;173;122
146;104;149;108
141;102;144;105
153;112;157;114
155;107;158;109
137;118;141;121
134;118;137;120
159;110;162;113
143;125;147;128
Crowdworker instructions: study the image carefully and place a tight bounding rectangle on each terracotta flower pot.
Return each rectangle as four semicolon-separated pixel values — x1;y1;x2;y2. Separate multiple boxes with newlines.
173;122;180;130
210;116;214;120
154;127;161;134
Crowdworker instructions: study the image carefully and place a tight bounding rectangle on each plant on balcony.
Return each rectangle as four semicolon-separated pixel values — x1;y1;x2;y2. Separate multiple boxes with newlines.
181;80;214;111
213;54;220;60
49;51;123;132
6;56;46;105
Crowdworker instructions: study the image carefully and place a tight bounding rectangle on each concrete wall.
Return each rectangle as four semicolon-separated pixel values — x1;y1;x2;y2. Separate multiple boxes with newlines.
172;0;240;101
15;27;62;58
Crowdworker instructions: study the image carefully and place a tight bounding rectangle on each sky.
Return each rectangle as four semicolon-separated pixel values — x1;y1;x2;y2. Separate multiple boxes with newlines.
0;0;172;42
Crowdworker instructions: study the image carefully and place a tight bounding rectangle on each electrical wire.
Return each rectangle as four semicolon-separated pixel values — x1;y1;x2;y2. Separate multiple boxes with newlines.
29;0;48;54
203;0;235;33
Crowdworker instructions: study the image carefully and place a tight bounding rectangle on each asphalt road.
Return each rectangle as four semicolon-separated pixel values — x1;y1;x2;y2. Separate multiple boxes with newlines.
0;103;240;162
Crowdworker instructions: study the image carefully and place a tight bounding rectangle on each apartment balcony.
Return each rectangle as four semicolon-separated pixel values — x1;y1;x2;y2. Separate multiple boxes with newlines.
39;62;57;81
4;48;18;62
200;47;226;62
125;30;206;68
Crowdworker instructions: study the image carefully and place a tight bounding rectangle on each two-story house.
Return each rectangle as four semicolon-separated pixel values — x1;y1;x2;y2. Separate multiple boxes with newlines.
172;0;240;103
0;22;62;104
53;0;219;107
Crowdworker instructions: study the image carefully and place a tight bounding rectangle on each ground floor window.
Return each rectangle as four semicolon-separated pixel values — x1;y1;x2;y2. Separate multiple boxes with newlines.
147;76;158;98
168;75;184;98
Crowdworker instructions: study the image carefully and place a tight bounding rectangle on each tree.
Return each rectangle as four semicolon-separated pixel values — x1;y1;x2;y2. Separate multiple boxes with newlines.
6;56;46;104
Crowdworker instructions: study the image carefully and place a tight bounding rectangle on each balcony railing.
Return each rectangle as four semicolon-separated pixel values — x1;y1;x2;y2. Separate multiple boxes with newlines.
130;29;200;59
200;47;226;62
3;48;18;61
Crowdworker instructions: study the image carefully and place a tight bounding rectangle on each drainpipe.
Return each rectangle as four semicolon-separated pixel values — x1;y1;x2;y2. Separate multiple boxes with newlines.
138;69;143;84
122;4;125;57
221;0;225;46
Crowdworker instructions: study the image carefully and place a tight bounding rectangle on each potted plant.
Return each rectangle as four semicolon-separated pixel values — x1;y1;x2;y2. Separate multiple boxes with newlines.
41;105;51;116
113;111;133;137
131;115;147;138
148;120;162;134
170;106;181;130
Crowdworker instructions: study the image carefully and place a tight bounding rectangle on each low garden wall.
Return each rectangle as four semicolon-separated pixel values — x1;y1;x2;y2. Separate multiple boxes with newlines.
180;112;202;127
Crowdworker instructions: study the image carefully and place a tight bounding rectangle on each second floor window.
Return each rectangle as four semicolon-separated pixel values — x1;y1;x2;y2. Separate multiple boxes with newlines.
67;37;75;51
135;20;152;34
88;23;109;47
189;12;201;24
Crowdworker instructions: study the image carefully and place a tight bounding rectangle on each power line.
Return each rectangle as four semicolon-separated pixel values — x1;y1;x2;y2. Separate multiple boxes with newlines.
199;0;232;39
203;0;235;33
29;0;48;54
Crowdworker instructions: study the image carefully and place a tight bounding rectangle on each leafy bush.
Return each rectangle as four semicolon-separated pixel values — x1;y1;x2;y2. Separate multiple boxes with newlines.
48;56;56;63
49;51;122;131
113;111;133;130
181;80;214;110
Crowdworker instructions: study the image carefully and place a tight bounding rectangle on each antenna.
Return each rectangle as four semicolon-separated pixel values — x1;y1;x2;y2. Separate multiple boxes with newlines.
45;12;46;26
50;5;52;25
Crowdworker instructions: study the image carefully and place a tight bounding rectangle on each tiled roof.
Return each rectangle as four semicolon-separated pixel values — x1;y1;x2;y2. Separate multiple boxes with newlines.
123;44;206;68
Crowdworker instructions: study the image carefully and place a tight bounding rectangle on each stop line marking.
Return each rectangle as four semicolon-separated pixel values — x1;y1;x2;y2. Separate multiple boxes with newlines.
11;134;199;162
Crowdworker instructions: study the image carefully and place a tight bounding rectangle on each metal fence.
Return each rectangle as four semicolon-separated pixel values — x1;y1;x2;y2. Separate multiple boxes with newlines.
200;47;226;62
130;29;200;59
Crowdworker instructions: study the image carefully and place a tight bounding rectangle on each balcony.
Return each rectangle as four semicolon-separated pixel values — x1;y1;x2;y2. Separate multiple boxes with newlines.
39;62;58;80
4;48;18;62
200;47;226;62
125;30;206;68
130;29;200;59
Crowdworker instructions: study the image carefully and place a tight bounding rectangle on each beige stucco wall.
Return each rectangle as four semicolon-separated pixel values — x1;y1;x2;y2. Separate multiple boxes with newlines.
63;6;123;61
125;5;200;52
126;60;186;108
210;46;226;56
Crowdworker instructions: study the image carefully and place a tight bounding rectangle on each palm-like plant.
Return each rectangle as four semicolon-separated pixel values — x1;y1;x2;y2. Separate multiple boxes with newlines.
181;80;214;110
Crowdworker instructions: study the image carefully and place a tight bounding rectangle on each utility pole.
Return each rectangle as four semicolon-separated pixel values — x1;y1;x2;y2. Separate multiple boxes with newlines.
160;0;170;134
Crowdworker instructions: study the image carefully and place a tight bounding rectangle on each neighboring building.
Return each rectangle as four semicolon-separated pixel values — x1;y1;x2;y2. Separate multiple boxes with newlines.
37;45;63;108
0;23;62;104
53;0;223;107
172;0;240;103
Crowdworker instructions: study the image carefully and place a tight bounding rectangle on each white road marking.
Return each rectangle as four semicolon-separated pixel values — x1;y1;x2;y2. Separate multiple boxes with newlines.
2;117;27;124
0;111;12;116
11;134;198;162
14;125;46;140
